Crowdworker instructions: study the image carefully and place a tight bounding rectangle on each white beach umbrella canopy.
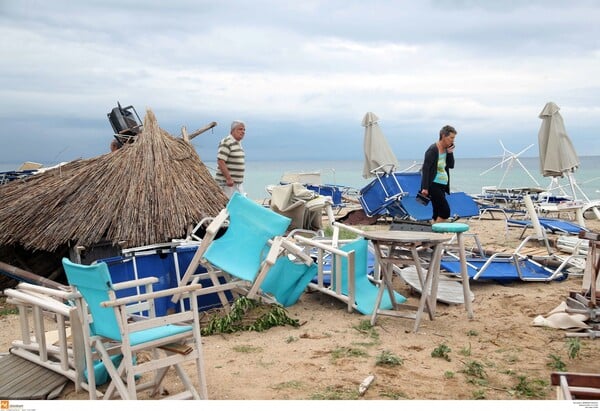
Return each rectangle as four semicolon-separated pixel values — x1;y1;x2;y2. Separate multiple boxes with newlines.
362;112;399;179
537;102;580;178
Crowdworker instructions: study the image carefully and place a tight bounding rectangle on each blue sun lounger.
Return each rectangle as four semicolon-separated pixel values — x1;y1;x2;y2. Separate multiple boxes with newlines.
399;191;481;221
507;217;588;235
440;252;568;283
358;171;406;216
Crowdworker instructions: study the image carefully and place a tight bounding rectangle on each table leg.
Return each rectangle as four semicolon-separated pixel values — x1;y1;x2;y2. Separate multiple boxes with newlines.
413;244;443;332
370;262;395;326
412;246;436;317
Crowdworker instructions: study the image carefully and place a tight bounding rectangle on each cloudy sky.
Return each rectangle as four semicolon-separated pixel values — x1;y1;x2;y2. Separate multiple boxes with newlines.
1;0;599;168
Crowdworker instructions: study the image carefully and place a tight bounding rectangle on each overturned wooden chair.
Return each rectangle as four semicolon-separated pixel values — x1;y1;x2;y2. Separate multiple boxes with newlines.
176;192;315;308
62;257;208;400
4;282;90;396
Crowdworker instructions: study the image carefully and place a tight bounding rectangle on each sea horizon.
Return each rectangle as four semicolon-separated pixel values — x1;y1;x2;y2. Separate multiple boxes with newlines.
3;156;599;202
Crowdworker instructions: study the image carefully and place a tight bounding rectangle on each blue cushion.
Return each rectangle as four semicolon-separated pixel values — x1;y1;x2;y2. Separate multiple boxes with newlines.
129;324;192;346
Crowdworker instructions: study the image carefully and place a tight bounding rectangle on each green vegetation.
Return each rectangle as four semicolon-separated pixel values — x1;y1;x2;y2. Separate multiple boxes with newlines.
331;346;369;362
444;371;455;379
459;343;472;357
0;297;18;316
323;226;359;240
566;337;581;359
513;376;548;398
466;329;479;336
201;296;300;335
462;360;486;379
0;307;18;316
375;350;403;367
232;345;262;353
547;354;567;371
353;319;380;340
311;385;359;400
379;389;408;399
272;380;305;391
431;343;452;361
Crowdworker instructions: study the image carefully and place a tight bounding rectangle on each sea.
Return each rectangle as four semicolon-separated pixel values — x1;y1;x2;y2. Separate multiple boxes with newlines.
3;156;599;202
204;156;600;201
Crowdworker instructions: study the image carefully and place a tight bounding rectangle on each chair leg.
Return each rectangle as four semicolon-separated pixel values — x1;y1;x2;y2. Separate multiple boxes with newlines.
122;349;137;399
191;292;209;399
96;342;131;400
84;343;98;400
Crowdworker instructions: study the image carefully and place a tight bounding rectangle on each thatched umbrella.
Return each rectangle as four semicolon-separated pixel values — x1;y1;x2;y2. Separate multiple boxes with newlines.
0;109;228;253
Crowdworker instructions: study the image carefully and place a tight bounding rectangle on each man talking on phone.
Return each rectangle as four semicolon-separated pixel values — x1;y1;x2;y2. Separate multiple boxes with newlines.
419;125;457;223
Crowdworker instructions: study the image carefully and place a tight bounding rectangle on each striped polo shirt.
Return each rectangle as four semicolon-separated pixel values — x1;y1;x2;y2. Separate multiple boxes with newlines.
215;134;245;184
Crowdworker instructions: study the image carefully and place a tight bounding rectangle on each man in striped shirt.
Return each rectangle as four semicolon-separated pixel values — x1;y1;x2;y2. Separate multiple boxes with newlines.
216;120;246;198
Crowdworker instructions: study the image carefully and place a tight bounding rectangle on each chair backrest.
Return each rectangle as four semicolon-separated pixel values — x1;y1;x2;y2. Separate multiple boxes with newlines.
393;172;421;195
62;258;122;341
332;238;368;295
204;192;292;281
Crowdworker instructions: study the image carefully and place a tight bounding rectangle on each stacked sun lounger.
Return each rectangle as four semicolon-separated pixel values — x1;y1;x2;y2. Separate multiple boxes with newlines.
358;171;480;221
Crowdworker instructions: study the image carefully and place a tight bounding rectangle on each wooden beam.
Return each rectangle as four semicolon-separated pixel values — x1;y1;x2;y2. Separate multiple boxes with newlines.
187;121;217;140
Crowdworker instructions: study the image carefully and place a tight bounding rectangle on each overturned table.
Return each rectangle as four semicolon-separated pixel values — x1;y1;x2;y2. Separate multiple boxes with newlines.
361;230;452;332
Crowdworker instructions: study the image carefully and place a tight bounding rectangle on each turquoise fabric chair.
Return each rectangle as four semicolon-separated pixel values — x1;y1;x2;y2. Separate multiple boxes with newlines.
62;258;208;400
332;238;406;315
204;192;292;282
178;192;315;306
260;256;318;307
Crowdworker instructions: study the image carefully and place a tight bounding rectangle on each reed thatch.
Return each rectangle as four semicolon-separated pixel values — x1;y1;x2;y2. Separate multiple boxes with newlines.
0;109;228;252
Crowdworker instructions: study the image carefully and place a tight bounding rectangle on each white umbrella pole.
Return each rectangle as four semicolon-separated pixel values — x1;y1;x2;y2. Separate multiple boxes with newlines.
523;194;551;253
567;172;587;227
567;172;578;201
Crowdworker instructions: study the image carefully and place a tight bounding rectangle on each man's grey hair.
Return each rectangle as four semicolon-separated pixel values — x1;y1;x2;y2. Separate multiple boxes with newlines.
231;120;245;132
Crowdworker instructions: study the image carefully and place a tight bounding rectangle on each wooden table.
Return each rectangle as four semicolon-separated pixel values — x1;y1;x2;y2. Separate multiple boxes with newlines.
361;230;451;332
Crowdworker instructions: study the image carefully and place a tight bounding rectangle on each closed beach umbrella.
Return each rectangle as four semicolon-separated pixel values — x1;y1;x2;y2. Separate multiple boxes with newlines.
537;102;580;178
362;112;399;179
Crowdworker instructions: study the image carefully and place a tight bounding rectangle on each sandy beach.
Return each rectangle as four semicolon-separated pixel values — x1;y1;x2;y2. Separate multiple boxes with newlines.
1;216;599;401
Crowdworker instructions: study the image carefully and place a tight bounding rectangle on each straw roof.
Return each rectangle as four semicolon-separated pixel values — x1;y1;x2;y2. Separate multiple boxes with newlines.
0;109;228;252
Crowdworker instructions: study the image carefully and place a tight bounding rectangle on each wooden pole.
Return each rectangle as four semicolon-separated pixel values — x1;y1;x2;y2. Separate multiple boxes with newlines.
0;260;65;290
187;121;217;140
